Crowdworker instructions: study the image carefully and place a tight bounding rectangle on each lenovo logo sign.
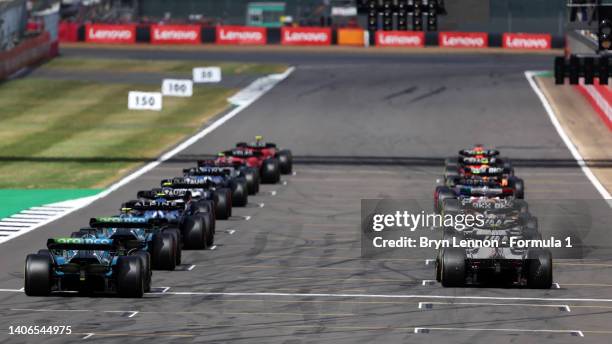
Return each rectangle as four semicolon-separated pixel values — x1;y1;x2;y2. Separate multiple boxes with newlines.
281;27;331;45
503;33;551;50
85;24;135;44
376;31;424;47
151;25;200;44
439;32;488;48
217;26;266;45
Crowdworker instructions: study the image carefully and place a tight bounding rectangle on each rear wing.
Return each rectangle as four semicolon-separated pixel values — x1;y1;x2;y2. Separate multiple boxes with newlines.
161;178;214;189
459;149;499;157
459;156;500;165
137;189;190;201
122;200;184;211
183;167;232;176
89;217;167;229
222;149;262;158
47;237;115;251
461;166;506;176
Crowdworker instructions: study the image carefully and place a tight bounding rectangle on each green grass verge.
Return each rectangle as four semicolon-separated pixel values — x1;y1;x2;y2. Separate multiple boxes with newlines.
0;77;236;189
0;189;102;218
45;57;287;75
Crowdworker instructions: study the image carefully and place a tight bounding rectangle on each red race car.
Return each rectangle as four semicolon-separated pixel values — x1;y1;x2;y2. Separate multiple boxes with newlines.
235;136;293;175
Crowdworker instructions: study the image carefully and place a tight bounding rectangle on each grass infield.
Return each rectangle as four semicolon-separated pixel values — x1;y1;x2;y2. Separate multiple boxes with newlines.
0;57;286;189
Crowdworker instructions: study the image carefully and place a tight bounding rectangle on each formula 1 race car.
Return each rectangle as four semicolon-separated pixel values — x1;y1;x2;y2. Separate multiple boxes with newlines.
160;177;233;219
216;148;281;184
78;217;179;272
434;178;524;213
235;136;293;174
436;246;553;289
440;199;541;243
24;237;147;297
197;159;260;195
183;166;248;207
121;199;214;249
445;146;513;176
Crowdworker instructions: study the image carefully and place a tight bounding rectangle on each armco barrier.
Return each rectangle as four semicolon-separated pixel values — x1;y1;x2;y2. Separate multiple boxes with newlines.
576;81;612;131
216;26;266;45
281;27;331;46
376;31;424;47
59;22;565;49
503;33;551;50
85;24;136;44
150;24;200;44
337;28;365;46
0;32;51;79
439;32;488;48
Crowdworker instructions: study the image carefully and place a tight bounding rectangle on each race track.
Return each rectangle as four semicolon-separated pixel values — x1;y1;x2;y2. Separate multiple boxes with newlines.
0;47;611;343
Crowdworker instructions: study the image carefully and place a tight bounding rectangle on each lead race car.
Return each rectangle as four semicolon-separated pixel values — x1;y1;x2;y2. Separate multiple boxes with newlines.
25;237;147;297
235;136;293;175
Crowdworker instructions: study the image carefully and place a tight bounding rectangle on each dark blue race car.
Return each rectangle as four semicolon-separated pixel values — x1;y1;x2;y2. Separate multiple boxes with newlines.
25;237;146;297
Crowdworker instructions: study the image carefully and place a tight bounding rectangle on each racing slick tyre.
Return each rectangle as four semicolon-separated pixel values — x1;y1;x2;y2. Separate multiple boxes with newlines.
509;176;525;199
441;248;466;287
434;186;455;214
444;157;458;169
214;188;233;220
443;166;459;182
261;158;281;184
230;178;248;207
116;256;144;298
277;149;293;174
242;167;260;195
165;228;182;265
191;200;216;233
527;249;553;289
435;250;443;282
132;251;152;292
151;233;177;271
180;214;210;250
24;253;52;296
441;198;460;216
499;157;514;175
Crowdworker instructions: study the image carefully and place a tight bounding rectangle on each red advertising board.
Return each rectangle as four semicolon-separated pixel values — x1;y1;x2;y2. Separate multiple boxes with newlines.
59;21;79;42
439;32;488;48
216;26;266;45
281;27;332;46
376;31;424;47
503;33;551;50
85;24;136;44
150;25;201;44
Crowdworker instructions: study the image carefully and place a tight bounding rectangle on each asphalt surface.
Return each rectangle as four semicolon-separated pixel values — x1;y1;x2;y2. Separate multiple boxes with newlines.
0;47;610;343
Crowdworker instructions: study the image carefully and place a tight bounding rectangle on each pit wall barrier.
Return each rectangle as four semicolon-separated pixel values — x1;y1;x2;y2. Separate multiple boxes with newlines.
58;22;564;50
0;32;51;80
576;81;612;131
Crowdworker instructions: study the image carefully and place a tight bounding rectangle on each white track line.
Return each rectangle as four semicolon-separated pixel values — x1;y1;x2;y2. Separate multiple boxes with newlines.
525;71;612;202
414;327;582;336
417;302;571;312
0;67;295;245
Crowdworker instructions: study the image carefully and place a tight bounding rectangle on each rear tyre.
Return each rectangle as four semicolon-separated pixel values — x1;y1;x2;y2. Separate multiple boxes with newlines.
242;167;260;195
442;198;460;216
214;188;232;220
509;176;525;199
132;251;152;292
443;166;459;182
180;215;209;250
434;186;455;214
165;228;182;265
116;256;144;298
527;249;553;289
230;178;248;207
441;248;466;287
151;233;176;271
24;254;52;296
260;158;280;184
277;149;293;174
444;157;458;169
